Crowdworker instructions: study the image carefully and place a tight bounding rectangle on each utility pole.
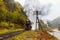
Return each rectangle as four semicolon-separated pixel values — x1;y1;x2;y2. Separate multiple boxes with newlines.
36;11;39;30
35;11;43;30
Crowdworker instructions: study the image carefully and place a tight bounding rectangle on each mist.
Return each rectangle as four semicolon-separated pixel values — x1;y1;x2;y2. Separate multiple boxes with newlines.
15;0;60;30
24;0;52;30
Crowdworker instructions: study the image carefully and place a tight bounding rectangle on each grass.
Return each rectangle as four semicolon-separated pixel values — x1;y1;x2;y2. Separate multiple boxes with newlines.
7;30;40;40
38;30;58;40
0;29;23;34
6;30;58;40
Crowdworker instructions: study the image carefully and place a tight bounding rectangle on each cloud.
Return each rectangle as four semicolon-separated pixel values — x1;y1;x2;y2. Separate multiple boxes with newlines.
15;0;60;21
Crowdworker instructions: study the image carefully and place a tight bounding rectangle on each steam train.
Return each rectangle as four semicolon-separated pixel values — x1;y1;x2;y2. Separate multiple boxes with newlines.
25;20;32;30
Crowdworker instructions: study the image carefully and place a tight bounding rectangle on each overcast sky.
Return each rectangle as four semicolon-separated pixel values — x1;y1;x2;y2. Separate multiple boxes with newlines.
15;0;60;21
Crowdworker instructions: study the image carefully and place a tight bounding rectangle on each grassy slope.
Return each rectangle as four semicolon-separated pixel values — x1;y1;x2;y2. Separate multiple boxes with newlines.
7;30;58;40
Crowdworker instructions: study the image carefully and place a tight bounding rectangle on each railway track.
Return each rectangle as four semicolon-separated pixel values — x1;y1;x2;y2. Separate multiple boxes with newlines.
0;30;25;40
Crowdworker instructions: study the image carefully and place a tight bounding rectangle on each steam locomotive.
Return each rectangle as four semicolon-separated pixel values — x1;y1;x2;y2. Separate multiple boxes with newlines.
25;20;32;30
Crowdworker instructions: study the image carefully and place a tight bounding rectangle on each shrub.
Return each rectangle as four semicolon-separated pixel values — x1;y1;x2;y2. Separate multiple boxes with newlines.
9;23;15;29
0;21;9;29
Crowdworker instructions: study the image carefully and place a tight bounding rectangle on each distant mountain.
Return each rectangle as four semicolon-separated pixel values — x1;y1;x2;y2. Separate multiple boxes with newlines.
47;17;60;28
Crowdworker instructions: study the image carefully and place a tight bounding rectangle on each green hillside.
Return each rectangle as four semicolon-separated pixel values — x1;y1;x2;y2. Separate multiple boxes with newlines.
0;0;27;29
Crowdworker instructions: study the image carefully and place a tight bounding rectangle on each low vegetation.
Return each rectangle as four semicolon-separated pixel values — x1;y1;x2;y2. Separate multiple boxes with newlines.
0;29;23;34
6;30;58;40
